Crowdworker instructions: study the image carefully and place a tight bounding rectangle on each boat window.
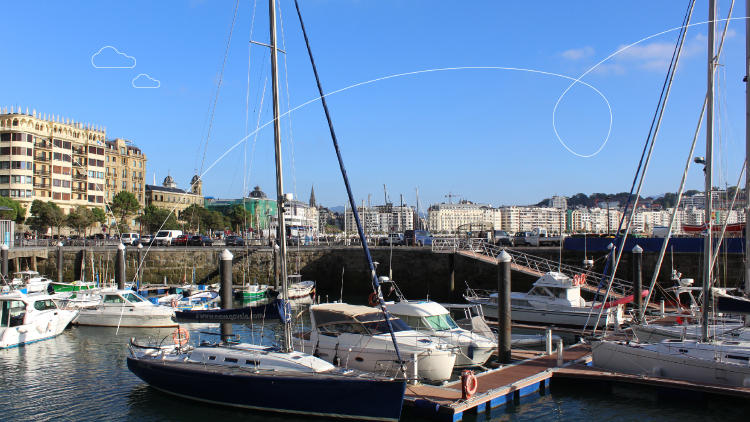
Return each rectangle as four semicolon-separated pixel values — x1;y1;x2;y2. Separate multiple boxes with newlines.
360;318;410;335
726;354;750;361
103;295;125;304
122;293;144;303
424;314;459;331
245;359;259;366
208;356;216;361
33;300;57;311
319;322;368;336
1;300;26;327
224;357;238;363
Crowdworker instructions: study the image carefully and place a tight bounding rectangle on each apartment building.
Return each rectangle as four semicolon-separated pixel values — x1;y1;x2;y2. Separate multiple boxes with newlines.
345;204;415;234
0;107;108;214
105;138;147;206
500;206;565;234
428;202;501;233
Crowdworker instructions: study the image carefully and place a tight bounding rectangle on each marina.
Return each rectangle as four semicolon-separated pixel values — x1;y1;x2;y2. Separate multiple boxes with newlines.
3;0;750;420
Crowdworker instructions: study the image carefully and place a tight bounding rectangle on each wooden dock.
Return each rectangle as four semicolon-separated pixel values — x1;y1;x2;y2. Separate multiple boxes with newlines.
402;344;592;421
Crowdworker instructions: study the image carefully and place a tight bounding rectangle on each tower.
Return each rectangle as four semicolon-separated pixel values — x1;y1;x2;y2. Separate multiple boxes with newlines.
191;174;202;196
309;185;316;208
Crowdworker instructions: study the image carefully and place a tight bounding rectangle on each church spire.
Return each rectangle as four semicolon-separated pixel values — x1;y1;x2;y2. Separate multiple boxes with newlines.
309;185;316;208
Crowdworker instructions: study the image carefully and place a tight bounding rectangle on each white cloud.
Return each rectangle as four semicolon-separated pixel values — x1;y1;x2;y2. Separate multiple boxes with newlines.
91;46;136;69
606;34;705;73
132;73;160;89
561;46;594;60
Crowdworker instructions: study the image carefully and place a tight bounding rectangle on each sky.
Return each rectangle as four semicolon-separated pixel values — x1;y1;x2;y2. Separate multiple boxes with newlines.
1;1;748;210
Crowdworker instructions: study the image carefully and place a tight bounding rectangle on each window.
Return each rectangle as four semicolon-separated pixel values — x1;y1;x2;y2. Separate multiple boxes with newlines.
33;300;57;311
12;133;23;141
26;134;32;143
1;300;26;327
53;192;61;200
122;169;127;178
0;133;9;142
0;176;8;184
122;293;144;303
61;193;70;200
62;141;71;149
53;139;62;147
122;181;126;189
208;356;216;361
224;357;238;363
424;314;459;331
103;295;125;304
120;147;125;154
0;162;8;169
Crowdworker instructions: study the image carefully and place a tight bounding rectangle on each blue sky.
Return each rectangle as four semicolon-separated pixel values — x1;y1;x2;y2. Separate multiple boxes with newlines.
2;1;747;209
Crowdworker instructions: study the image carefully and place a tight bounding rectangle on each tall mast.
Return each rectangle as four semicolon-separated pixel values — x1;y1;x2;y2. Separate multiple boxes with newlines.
745;0;750;296
269;0;291;352
702;0;716;342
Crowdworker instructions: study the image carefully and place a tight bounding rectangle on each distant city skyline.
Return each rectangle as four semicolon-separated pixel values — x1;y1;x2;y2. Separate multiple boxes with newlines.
1;1;746;209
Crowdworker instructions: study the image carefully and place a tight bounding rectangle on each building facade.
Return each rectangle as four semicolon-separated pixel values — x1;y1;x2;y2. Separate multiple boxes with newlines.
428;202;501;234
145;175;203;220
0;107;108;214
105;138;147;206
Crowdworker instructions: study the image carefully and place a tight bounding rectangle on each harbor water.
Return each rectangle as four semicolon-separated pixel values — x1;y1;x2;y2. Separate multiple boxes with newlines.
1;321;748;421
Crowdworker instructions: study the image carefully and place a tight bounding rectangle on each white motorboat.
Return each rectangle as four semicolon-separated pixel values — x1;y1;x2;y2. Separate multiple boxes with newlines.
387;300;495;367
287;275;315;299
592;339;750;387
11;271;52;294
0;292;78;348
52;290;102;310
74;289;176;328
465;272;625;328
295;303;457;382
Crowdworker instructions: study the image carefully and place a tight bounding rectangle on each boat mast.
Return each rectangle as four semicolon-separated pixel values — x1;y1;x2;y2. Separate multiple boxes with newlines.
702;0;716;342
745;0;750;296
269;0;292;352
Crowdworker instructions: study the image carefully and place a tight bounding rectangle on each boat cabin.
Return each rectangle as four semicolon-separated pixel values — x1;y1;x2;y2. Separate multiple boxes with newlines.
387;301;460;332
504;272;586;307
310;303;410;337
101;290;150;307
0;293;59;327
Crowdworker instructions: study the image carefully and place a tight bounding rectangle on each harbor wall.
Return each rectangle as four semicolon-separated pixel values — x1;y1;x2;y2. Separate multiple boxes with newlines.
29;246;744;302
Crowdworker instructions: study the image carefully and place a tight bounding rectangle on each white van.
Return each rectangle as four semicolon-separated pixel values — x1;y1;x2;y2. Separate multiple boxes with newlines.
120;233;140;246
153;230;182;246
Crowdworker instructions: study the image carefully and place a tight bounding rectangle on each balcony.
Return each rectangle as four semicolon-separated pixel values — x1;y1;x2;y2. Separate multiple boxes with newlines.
35;141;52;149
33;183;50;189
72;186;86;193
34;155;49;162
33;169;50;176
72;174;87;181
72;147;86;156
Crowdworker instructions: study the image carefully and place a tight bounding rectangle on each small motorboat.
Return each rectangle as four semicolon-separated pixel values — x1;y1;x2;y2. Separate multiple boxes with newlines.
0;291;78;348
11;271;52;294
74;289;176;328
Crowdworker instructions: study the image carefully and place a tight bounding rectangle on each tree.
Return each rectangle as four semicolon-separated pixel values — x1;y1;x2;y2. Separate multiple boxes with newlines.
110;191;140;232
47;203;66;237
138;205;179;233
226;204;250;231
26;200;64;235
91;207;107;226
0;197;25;224
66;206;95;236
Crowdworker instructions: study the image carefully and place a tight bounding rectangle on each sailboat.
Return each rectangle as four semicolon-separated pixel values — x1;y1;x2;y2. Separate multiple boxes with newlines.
126;1;406;420
592;0;750;388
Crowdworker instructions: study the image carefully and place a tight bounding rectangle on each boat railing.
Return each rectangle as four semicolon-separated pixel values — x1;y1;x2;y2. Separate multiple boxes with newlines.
433;237;632;300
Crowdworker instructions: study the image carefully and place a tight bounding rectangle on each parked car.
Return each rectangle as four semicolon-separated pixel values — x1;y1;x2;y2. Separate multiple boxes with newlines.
120;233;140;246
225;235;245;246
379;233;404;246
172;234;190;246
404;229;433;246
139;234;155;245
154;230;183;246
188;235;213;246
514;231;531;246
493;230;513;246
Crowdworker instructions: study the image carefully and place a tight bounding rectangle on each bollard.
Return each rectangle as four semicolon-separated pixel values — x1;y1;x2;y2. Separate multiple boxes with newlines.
137;243;144;286
545;327;553;355
411;352;419;385
0;244;8;281
115;243;126;290
556;338;564;367
56;242;64;284
220;249;234;343
632;245;643;324
449;253;455;296
497;250;512;364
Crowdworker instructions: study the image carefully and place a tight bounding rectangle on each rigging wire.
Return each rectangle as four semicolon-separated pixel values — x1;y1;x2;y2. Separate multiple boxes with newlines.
590;0;696;333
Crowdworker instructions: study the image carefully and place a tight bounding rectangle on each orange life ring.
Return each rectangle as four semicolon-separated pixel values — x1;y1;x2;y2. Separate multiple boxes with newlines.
461;370;478;399
368;292;379;307
172;328;189;346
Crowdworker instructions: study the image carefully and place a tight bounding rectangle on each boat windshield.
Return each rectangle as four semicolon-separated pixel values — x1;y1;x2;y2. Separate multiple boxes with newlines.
122;293;145;303
0;300;26;327
357;312;410;335
424;314;459;331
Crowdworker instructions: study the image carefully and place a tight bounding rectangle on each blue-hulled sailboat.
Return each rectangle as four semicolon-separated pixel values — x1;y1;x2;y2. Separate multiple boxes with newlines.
125;1;407;420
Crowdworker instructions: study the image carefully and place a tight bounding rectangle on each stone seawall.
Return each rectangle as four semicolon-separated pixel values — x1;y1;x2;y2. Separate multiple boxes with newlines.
30;246;744;303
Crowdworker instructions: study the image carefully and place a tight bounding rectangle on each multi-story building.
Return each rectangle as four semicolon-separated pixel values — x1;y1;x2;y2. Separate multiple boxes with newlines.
345;204;415;234
105;138;147;206
548;195;568;210
145;175;204;220
0;107;108;214
428;202;501;234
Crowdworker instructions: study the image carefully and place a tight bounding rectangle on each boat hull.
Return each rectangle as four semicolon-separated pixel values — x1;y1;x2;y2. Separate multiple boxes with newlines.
592;340;750;388
74;308;176;328
0;309;78;349
480;303;613;328
126;357;405;421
